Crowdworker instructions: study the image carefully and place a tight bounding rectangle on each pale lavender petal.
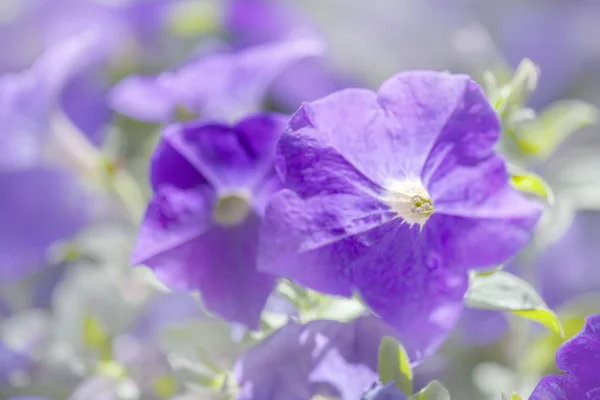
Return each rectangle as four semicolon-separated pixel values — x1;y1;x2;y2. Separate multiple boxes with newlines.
109;38;325;122
235;316;393;400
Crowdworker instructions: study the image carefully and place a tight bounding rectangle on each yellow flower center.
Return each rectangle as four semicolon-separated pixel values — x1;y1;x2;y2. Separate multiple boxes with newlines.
213;192;252;227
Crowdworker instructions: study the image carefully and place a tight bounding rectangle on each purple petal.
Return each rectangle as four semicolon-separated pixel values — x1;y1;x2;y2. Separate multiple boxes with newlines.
132;186;275;329
351;222;467;360
150;137;207;192
556;315;600;378
162;114;286;192
132;292;205;339
0;32;102;169
131;185;215;266
537;211;600;309
0;167;88;282
0;342;29;383
259;189;391;297
234;316;393;400
109;38;325;122
531;315;600;399
61;70;111;146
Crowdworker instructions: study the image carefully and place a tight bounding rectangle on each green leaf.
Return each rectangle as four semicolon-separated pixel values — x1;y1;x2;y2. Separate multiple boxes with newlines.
511;394;522;400
514;100;598;159
466;271;564;337
492;59;539;117
510;172;554;204
166;0;221;37
378;336;413;396
410;380;451;400
83;314;107;348
154;375;178;398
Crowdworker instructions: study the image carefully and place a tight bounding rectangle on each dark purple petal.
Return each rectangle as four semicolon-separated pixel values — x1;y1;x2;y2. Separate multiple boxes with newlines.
149;138;207;192
0;167;88;282
531;315;600;399
132;186;275;329
131;185;215;266
109;38;325;122
234;316;394;400
162;114;286;192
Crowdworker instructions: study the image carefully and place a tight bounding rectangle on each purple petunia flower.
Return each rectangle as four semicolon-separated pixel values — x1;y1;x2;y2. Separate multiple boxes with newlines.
530;314;600;399
0;34;95;282
258;71;543;359
234;316;397;400
131;113;288;328
109;37;325;123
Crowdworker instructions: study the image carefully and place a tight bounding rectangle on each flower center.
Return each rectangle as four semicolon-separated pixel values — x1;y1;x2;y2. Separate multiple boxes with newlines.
213;192;252;227
381;179;434;228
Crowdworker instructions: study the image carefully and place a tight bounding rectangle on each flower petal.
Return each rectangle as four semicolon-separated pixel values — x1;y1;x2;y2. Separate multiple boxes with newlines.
0;167;88;282
131;185;214;266
162;114;286;192
234;316;392;400
132;186;274;328
110;38;325;122
351;222;467;360
258;189;392;297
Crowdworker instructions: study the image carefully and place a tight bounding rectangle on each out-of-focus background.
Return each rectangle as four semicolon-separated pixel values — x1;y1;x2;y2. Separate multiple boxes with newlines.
1;1;599;399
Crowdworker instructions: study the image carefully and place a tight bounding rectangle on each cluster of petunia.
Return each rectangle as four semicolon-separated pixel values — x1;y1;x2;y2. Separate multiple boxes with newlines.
2;0;600;399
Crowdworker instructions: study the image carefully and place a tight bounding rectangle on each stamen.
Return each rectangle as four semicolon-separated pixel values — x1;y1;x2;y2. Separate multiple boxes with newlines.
213;192;252;227
381;179;434;228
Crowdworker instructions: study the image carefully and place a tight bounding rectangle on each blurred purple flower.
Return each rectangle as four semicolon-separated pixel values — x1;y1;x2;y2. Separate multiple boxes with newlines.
0;341;30;383
131;113;288;329
0;35;96;282
258;71;542;359
6;398;50;400
0;0;184;142
536;211;600;309
361;381;405;400
234;316;397;400
224;0;358;111
109;38;325;123
530;314;600;399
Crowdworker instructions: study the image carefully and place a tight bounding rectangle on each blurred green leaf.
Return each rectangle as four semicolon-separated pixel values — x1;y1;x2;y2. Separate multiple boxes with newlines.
466;271;564;337
154;375;178;398
410;380;450;400
83;314;107;348
492;59;539;118
167;0;221;37
511;172;554;204
378;336;413;396
515;100;598;159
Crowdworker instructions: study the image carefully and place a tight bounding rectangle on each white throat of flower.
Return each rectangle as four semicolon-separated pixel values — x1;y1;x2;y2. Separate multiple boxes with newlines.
381;178;434;229
213;191;252;227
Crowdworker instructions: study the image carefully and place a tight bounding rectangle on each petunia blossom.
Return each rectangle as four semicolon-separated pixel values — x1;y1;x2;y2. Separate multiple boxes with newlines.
131;113;288;328
530;314;600;399
234;316;397;400
109;37;325;123
258;71;543;359
0;34;95;282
